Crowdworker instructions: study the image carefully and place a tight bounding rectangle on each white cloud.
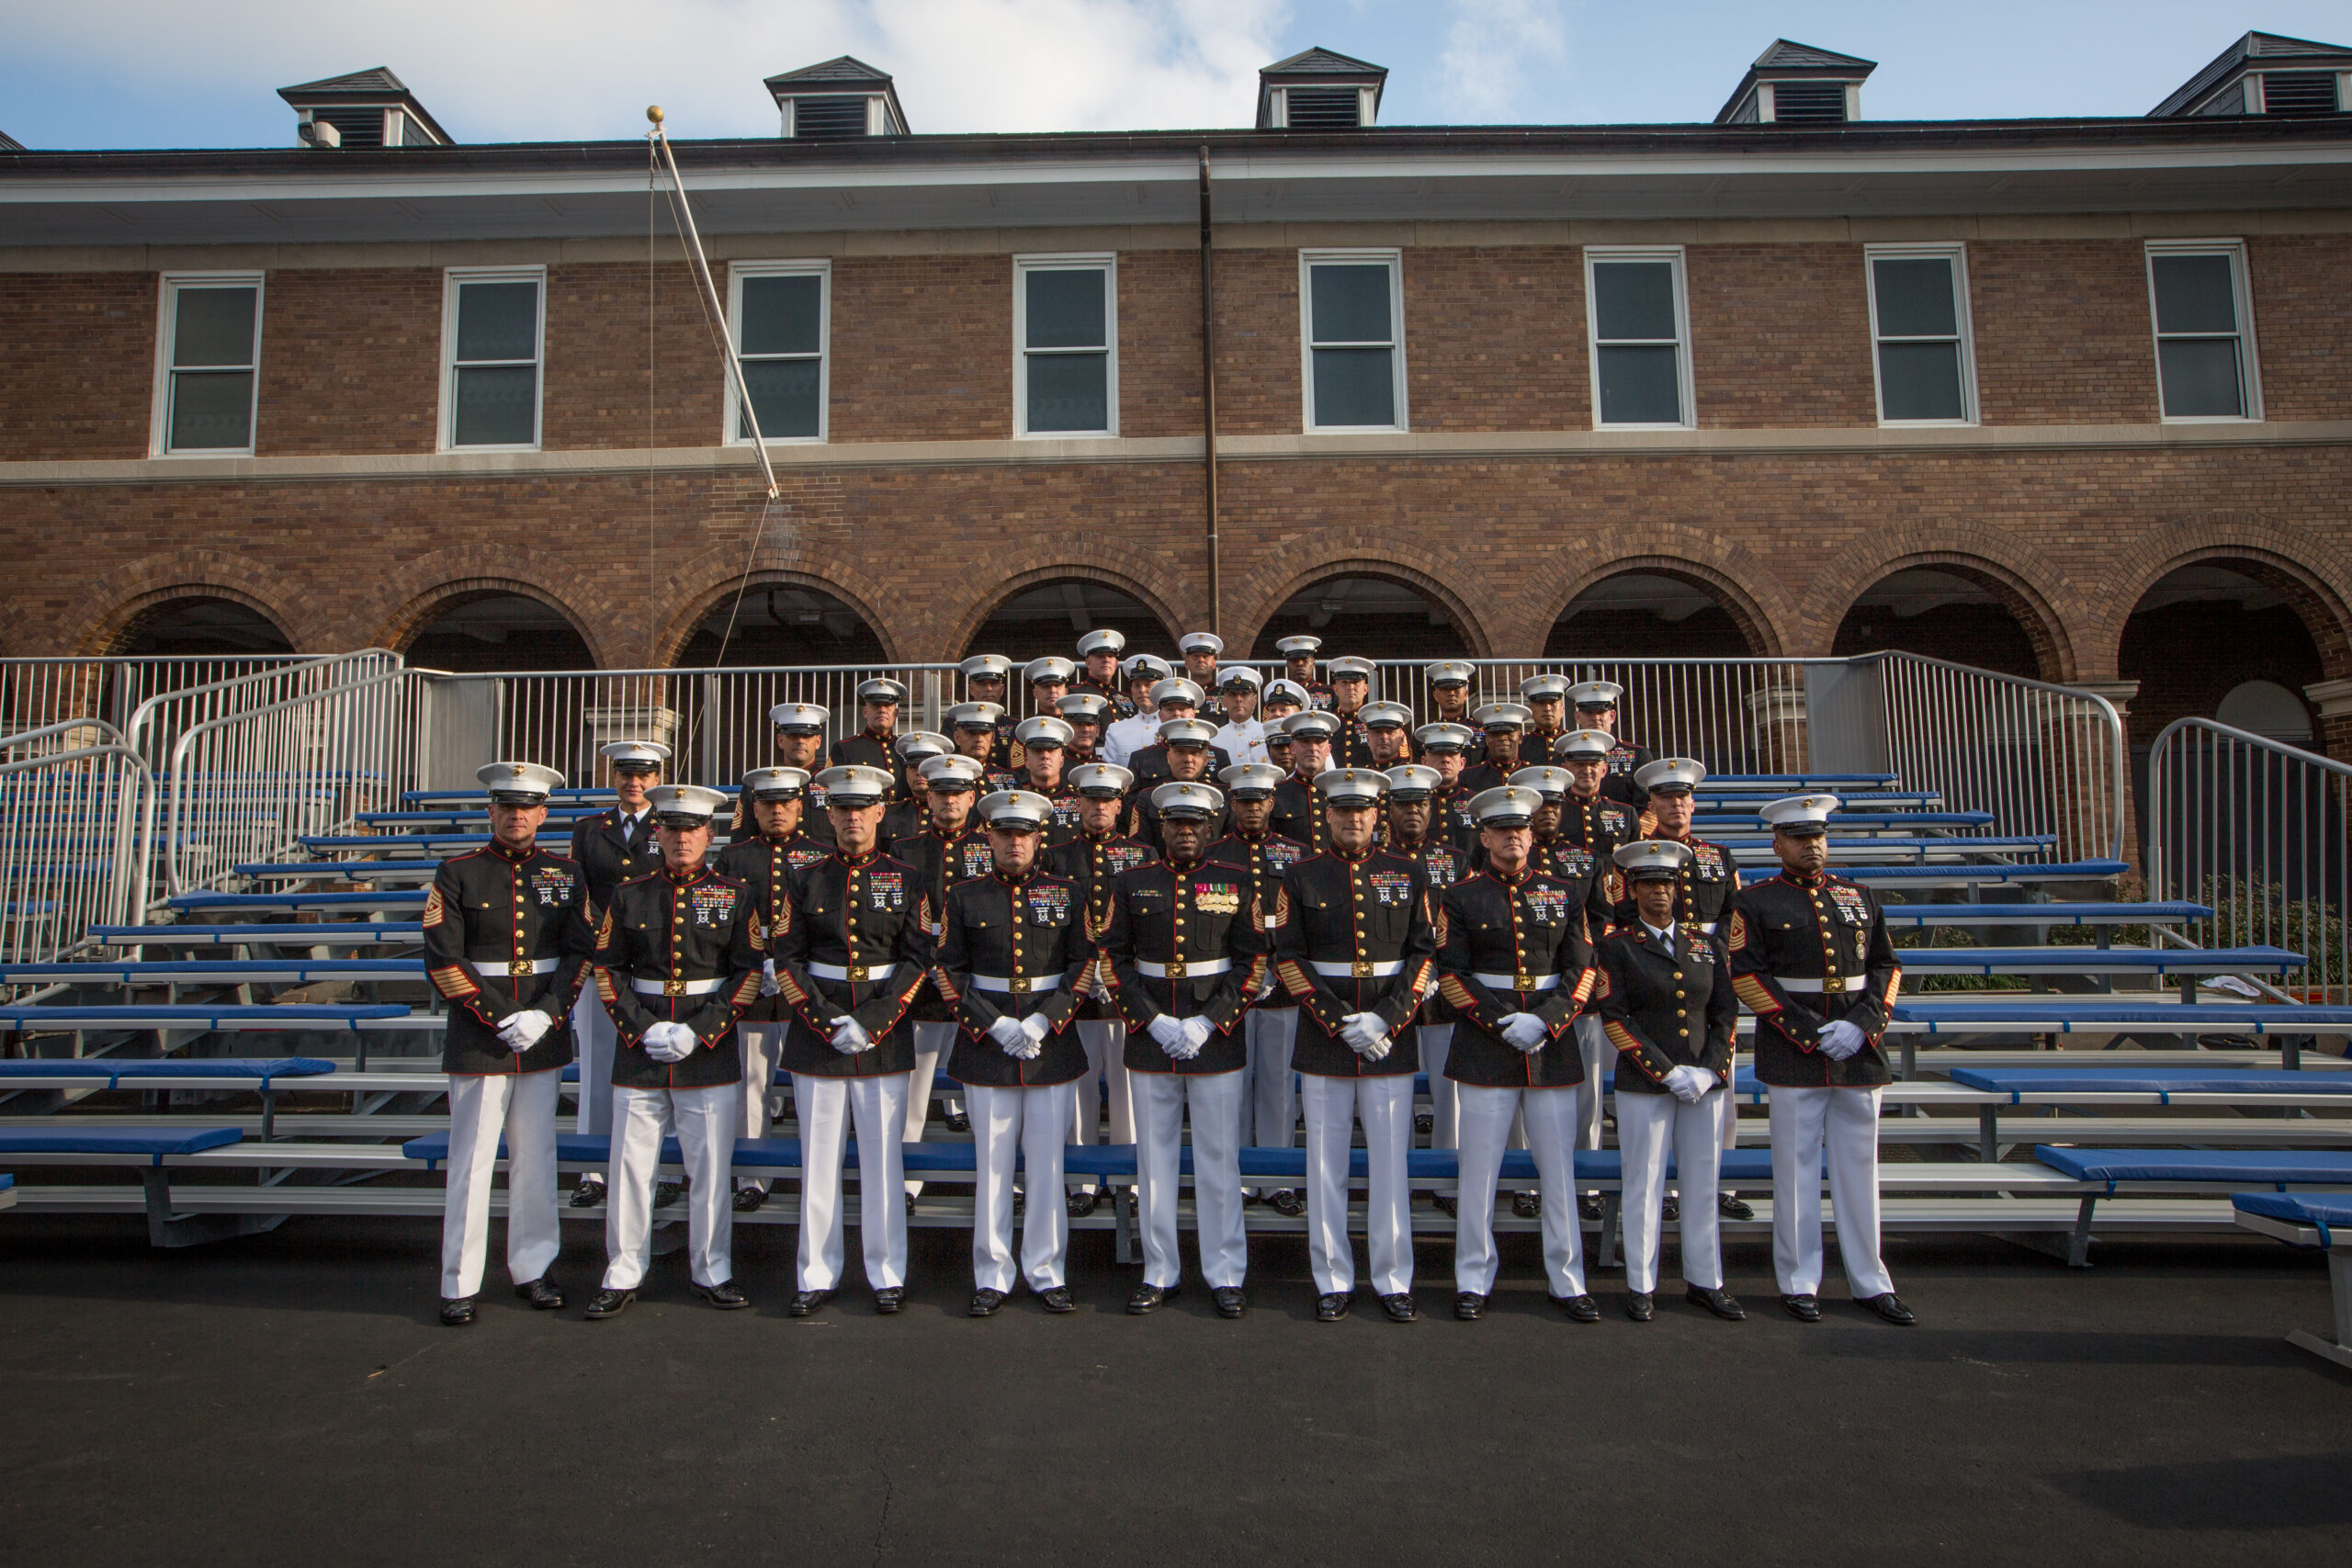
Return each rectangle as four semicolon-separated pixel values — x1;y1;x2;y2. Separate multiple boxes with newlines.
10;0;1293;141
1436;0;1567;120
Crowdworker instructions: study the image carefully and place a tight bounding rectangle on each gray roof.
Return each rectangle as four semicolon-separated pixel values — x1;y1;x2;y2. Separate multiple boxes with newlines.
763;55;894;89
277;67;411;98
0;129;21;153
2150;30;2352;118
1260;47;1386;80
1752;39;1876;72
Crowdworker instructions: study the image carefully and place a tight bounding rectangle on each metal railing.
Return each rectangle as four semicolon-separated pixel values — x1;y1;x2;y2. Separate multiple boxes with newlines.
122;649;402;772
2148;716;2346;1004
0;721;151;983
0;656;319;750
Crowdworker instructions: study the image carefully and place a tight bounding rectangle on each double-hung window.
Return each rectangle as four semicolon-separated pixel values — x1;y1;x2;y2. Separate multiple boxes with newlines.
1584;247;1692;428
441;267;545;450
1300;250;1406;432
2146;241;2262;422
1866;244;1977;424
153;274;263;455
1014;254;1116;436
729;262;829;443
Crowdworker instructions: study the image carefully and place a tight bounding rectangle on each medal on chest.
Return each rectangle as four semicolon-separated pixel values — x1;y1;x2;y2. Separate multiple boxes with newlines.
1366;870;1413;907
1106;844;1148;874
1193;881;1241;916
1522;885;1569;925
1026;884;1072;926
866;871;904;911
689;885;737;926
1692;843;1725;881
531;865;574;908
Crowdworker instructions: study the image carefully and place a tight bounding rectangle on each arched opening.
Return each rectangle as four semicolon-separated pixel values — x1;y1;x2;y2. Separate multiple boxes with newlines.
404;592;594;672
1249;574;1472;660
1831;567;2045;680
964;579;1174;662
673;581;887;668
1545;571;1757;658
2215;679;2315;746
109;596;293;657
2120;564;2324;750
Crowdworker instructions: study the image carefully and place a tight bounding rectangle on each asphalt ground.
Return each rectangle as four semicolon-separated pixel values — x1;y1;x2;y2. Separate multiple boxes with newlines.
1;1214;2347;1567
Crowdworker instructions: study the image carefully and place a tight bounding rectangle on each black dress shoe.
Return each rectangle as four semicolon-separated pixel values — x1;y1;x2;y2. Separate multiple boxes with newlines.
569;1176;605;1209
1127;1281;1177;1314
1551;1292;1601;1323
1578;1193;1604;1222
1239;1190;1261;1208
1415;1111;1433;1135
1012;1189;1024;1215
1453;1291;1486;1321
694;1279;751;1311
1860;1292;1917;1325
1380;1292;1418;1324
1688;1284;1746;1321
873;1287;905;1315
1037;1286;1076;1314
944;1107;970;1134
1512;1190;1541;1219
583;1288;634;1320
439;1296;476;1326
654;1179;684;1210
1661;1195;1679;1223
1316;1292;1351;1322
1213;1287;1247;1319
1270;1190;1306;1218
514;1275;564;1311
1718;1193;1754;1221
968;1288;1007;1317
1433;1193;1458;1218
732;1186;766;1213
904;1191;916;1215
1068;1190;1100;1219
1781;1292;1822;1323
787;1289;833;1317
1624;1291;1655;1322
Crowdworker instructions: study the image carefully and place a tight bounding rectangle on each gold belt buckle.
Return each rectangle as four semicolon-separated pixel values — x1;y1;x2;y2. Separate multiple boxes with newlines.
1164;960;1186;980
847;964;870;983
663;976;686;997
1516;972;1535;990
1012;976;1031;992
1351;960;1373;978
510;959;536;978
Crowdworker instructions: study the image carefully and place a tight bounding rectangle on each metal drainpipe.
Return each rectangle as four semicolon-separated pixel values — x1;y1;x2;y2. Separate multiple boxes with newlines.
1198;146;1221;637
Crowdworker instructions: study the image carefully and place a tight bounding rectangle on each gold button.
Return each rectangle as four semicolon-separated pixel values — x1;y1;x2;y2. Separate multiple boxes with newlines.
1679;1028;1690;1037
1675;990;1686;999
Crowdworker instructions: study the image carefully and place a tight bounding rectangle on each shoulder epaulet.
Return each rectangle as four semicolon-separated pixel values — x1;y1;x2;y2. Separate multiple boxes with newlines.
704;867;747;889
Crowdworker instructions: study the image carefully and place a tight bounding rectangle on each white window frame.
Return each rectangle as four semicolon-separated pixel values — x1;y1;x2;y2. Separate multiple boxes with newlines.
2144;239;2263;424
1582;245;1694;431
151;271;265;457
725;260;831;446
1012;253;1119;439
438;265;546;453
1863;243;1979;428
1298;248;1408;434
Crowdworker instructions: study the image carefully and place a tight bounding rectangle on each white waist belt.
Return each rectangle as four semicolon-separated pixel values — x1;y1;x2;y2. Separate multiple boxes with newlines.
1312;959;1404;978
969;974;1061;994
1474;971;1561;991
630;976;723;996
808;961;896;983
1777;975;1864;993
1136;958;1230;980
477;956;559;976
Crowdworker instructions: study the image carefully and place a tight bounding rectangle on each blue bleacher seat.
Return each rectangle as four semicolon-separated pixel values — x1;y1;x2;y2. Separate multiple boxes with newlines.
1876;902;2211;926
1896;944;2303;975
1740;859;2129;886
90;923;424;946
0;1004;407;1029
0;960;420;984
1896;1002;2352;1034
0;1056;335;1088
168;891;427;910
2033;1146;2352;1189
1949;1066;2352;1100
2233;1190;2352;1246
0;1126;243;1163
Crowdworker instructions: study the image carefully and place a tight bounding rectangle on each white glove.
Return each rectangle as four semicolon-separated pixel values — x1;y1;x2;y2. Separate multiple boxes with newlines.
1362;1030;1394;1064
758;959;780;998
1175;1017;1215;1059
989;1015;1029;1052
1498;1012;1547;1053
1340;1012;1386;1055
497;1009;554;1051
829;1016;870;1055
1019;1015;1049;1045
1148;1013;1186;1051
642;1022;695;1062
1663;1064;1713;1103
1819;1020;1867;1061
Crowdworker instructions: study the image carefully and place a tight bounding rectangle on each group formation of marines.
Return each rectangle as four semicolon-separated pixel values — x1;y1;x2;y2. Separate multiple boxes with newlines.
428;631;1915;1329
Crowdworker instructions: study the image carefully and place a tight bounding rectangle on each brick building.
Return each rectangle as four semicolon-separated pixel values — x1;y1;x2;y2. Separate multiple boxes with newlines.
3;34;2352;763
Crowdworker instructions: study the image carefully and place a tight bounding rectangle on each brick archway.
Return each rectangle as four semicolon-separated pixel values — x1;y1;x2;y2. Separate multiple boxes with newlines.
1804;528;2087;683
651;543;901;668
1510;525;1799;658
354;545;627;670
944;558;1190;666
2101;514;2352;682
1225;531;1495;658
69;549;311;656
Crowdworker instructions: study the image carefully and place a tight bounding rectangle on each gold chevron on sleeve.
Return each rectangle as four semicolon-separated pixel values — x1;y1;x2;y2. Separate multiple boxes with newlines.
1603;1020;1643;1055
422;886;446;928
1438;975;1478;1011
1726;910;1747;949
1883;968;1903;1007
1731;974;1780;1013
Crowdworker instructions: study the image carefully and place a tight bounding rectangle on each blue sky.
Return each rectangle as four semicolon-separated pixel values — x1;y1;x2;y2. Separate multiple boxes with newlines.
3;1;2346;150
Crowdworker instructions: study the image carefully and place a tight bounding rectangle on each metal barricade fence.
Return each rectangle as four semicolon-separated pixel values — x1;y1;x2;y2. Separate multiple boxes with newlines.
0;721;151;985
123;650;402;773
2148;717;2348;1004
0;656;322;749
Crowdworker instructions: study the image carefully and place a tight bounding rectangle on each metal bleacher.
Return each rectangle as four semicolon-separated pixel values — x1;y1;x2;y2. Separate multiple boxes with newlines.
0;649;2346;1268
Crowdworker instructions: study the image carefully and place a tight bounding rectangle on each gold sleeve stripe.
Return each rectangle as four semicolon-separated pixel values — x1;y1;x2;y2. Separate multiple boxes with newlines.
1242;955;1268;994
1571;967;1598;1005
422;886;446;928
1726;909;1747;949
777;972;808;1006
428;964;479;998
933;967;961;1004
1731;975;1781;1013
1276;959;1316;999
1883;968;1903;1007
594;969;618;1004
730;973;762;1008
1438;976;1478;1011
1604;1020;1643;1055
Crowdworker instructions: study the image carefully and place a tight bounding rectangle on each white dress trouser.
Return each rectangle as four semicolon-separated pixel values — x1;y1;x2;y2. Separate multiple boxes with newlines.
571;991;616;1136
1419;1024;1458;1149
1134;1069;1248;1290
1069;1021;1135;1192
908;1023;955;1198
602;1082;736;1291
1617;1087;1727;1292
967;1080;1080;1292
1770;1085;1894;1298
734;1023;785;1193
792;1071;910;1292
440;1068;561;1299
1299;1072;1414;1297
1572;1015;1610;1151
1245;1008;1300;1187
1453;1083;1586;1298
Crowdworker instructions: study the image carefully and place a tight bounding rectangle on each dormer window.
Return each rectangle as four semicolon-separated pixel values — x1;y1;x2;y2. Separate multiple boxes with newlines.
2150;31;2351;118
1258;48;1385;131
764;56;908;140
1714;39;1875;126
277;68;451;149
